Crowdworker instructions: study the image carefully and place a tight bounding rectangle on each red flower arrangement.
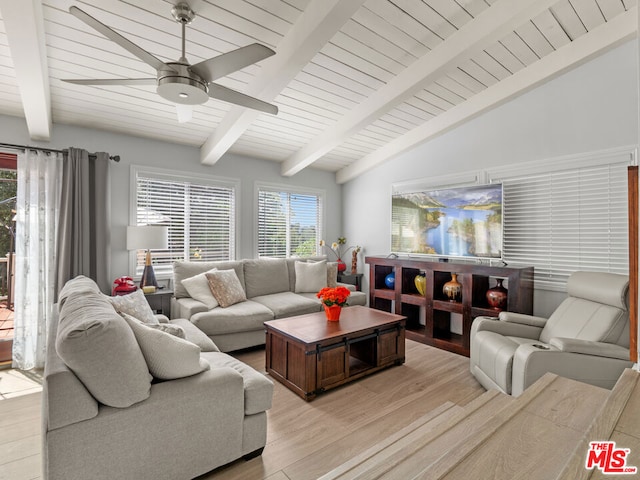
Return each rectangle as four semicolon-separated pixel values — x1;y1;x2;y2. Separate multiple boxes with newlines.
316;286;351;307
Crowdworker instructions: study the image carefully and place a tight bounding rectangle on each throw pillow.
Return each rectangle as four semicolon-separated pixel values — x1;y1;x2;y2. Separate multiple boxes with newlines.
206;269;247;308
109;289;159;325
148;323;185;338
181;268;219;309
295;260;328;293
326;262;338;288
121;313;210;380
56;291;152;408
170;318;219;352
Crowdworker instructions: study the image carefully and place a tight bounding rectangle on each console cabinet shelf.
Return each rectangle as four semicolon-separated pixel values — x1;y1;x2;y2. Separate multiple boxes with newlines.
365;256;534;356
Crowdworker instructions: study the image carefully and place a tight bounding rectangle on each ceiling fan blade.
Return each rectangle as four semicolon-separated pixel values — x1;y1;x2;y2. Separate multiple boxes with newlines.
208;83;278;115
69;6;176;74
62;78;157;86
190;43;275;83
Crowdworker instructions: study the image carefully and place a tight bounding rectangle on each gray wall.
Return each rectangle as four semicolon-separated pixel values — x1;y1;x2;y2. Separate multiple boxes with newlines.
0;114;342;284
342;39;639;317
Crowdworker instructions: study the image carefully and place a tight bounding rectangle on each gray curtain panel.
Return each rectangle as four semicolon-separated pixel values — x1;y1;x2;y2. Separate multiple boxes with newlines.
56;147;111;294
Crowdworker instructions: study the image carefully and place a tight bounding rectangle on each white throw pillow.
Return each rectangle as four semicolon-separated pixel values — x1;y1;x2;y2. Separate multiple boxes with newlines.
122;313;210;380
109;289;159;325
295;260;328;293
181;268;219;309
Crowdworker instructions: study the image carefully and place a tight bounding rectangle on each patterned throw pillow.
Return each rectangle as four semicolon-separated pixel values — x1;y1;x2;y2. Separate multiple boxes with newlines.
109;289;159;325
206;269;247;308
148;323;185;338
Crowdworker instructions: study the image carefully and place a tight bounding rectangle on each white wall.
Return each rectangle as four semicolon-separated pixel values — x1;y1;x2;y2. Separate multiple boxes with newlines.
343;39;639;317
0;114;342;284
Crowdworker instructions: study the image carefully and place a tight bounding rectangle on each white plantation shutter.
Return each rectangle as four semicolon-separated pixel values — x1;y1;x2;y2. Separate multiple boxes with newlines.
133;168;237;275
489;150;631;290
257;184;323;258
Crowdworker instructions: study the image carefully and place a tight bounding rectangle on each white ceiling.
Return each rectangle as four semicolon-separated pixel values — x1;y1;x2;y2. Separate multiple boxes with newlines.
0;0;636;183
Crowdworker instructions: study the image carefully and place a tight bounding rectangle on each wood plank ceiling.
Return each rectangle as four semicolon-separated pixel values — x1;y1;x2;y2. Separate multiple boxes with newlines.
0;0;636;183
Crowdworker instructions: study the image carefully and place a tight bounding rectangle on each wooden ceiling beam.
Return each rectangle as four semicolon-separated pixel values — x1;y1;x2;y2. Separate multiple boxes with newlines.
199;0;366;166
336;7;637;184
0;0;52;141
280;0;562;177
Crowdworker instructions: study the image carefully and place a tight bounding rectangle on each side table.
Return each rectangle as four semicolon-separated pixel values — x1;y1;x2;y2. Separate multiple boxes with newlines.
337;273;364;291
144;289;173;316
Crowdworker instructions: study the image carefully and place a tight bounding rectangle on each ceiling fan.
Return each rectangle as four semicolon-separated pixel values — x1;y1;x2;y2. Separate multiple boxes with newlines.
62;3;278;122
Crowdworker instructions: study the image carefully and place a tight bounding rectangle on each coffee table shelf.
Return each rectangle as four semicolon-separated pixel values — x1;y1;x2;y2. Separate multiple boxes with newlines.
265;306;406;401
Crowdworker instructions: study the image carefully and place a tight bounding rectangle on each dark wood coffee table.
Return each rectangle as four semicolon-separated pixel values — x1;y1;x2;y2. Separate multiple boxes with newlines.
265;306;406;401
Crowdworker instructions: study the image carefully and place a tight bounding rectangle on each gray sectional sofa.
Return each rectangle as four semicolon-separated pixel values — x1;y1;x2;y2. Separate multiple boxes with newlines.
43;276;274;480
171;257;367;352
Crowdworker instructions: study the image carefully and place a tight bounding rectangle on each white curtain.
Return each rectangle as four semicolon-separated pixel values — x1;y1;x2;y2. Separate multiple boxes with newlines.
12;150;62;370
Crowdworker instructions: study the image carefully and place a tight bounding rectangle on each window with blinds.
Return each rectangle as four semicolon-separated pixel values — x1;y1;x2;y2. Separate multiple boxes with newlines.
257;185;323;258
133;168;237;275
490;152;631;290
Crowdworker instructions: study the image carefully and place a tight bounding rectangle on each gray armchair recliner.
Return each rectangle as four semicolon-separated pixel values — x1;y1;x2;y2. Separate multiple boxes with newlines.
470;271;632;397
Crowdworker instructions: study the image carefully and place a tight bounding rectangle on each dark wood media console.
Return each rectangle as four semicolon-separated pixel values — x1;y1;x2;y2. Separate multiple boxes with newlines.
366;256;534;356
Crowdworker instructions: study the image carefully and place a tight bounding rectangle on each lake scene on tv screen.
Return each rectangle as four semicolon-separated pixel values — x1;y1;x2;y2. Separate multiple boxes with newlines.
392;184;502;258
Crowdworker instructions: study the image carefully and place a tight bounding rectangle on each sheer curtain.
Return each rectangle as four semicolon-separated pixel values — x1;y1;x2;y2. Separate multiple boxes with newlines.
13;150;62;370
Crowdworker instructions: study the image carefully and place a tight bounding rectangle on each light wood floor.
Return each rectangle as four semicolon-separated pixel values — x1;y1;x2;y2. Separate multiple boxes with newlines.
0;340;485;480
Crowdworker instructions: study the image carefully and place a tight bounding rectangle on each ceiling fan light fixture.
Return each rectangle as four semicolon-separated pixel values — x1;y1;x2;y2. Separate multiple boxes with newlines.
175;104;193;123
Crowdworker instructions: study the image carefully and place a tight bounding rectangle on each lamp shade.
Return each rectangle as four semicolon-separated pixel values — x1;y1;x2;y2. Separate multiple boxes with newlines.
126;225;169;251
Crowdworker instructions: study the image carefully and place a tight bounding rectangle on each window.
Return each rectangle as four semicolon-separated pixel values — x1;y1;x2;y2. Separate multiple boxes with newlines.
256;184;324;258
488;148;632;290
131;166;238;276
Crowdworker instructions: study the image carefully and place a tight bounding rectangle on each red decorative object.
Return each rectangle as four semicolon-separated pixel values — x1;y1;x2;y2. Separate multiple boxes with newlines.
317;286;351;304
337;259;347;272
324;304;342;321
486;278;508;309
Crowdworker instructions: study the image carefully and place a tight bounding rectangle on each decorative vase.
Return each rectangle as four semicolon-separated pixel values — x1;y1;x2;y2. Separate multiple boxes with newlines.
337;259;347;272
324;304;342;321
414;273;426;296
351;250;358;275
384;272;395;289
443;273;461;302
486;278;508;309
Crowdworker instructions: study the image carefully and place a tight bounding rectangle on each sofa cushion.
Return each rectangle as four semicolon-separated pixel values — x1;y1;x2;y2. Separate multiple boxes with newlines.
122;313;210;380
472;331;538;394
56;290;152;408
252;292;321;318
58;275;101;309
181;268;219;309
170;318;219;352
192;300;274;336
202;351;274;415
109;289;159;324
173;260;245;298
206;269;247;307
244;258;290;298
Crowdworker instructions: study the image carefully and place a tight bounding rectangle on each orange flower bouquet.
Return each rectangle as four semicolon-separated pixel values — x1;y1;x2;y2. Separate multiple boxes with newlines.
316;286;351;307
317;286;351;321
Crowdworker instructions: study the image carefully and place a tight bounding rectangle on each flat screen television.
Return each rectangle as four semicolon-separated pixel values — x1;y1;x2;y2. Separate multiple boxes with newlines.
391;183;503;259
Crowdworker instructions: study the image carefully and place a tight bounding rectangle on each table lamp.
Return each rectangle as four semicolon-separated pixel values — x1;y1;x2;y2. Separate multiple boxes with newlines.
127;225;169;289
